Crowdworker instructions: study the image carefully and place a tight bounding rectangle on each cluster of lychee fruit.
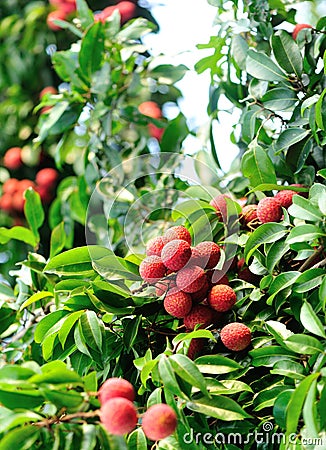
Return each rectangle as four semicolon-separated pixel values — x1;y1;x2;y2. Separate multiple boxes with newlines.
98;377;177;441
0;165;58;216
139;225;252;356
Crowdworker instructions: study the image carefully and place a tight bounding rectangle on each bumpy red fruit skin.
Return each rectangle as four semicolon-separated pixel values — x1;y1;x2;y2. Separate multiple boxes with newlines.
163;225;192;245
155;278;178;297
241;204;258;225
142;404;177;441
139;256;166;283
207;270;229;286
36;168;58;189
3;147;22;170
220;322;251;351
190;242;220;269
209;194;230;221
146;236;166;257
2;178;19;195
292;23;312;40
183;305;214;330
98;377;135;405
100;397;137;435
187;338;205;360
208;284;237;312
164;291;192;318
161;239;191;271
257;197;283;223
176;265;206;293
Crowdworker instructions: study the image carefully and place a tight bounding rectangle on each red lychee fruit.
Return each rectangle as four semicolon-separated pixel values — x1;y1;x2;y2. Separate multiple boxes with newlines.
12;192;25;213
183;304;214;330
241;204;258;225
47;10;67;30
176;265;206;293
274;190;297;208
39;86;58;99
207;270;229;286
100;397;137;435
2;178;19;195
256;197;283;223
208;284;237;312
148;123;164;141
187;338;205;360
161;239;191;271
139;256;166;283
190;241;220;269
0;194;13;212
138;101;162;119
146;236;166;257
292;23;312;40
220;322;251;351
98;377;135;405
3;147;22;170
36;186;53;204
141;403;177;441
35;168;58;189
18;179;36;192
237;258;261;284
163;291;192;318
209;194;230;221
191;278;210;303
163;225;192;245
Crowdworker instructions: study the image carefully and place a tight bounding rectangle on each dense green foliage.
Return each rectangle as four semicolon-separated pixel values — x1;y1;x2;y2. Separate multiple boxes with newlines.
0;0;325;449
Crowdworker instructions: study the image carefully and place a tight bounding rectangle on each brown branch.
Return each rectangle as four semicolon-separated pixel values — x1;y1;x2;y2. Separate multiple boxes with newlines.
310;257;326;270
33;410;100;428
298;245;324;272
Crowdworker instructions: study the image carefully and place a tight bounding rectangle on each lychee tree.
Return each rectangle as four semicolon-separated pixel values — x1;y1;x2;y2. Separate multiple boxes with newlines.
0;0;326;449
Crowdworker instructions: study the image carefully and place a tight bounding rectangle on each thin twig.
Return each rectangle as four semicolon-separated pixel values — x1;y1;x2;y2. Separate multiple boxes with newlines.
298;245;324;272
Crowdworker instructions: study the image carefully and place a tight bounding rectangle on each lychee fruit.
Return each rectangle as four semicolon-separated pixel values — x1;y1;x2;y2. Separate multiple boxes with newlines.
139;255;166;283
237;258;261;284
141;403;177;441
47;9;67;30
191;278;210;303
100;397;137;435
3;147;22;170
163;225;192;245
98;377;135;405
155;278;178;297
161;239;191;271
39;86;58;99
210;194;230;221
0;194;13;212
183;304;214;330
18;179;36;192
256;197;283;223
207;270;229;286
2;178;19;195
220;322;251;351
190;241;220;269
146;236;166;257
12;191;25;213
35;168;58;189
187;338;205;360
241;204;258;225
292;23;312;40
163;291;192;318
176;265;206;293
138;101;162;119
208;285;237;312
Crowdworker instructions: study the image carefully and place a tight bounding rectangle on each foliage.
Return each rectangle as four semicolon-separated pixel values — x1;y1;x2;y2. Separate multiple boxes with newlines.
0;0;326;449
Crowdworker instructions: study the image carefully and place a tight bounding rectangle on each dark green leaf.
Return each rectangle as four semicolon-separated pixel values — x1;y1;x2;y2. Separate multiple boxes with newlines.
272;30;303;76
246;49;287;82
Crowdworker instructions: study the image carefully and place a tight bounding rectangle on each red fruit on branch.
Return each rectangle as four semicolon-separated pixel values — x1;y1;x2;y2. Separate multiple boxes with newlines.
292;23;312;40
139;255;166;283
100;397;137;435
208;284;237;312
3;147;22;170
190;241;221;269
142;404;177;441
161;239;191;271
256;197;283;223
163;291;192;318
163;225;192;245
220;322;251;351
176;265;206;293
98;377;135;405
183;304;214;330
146;236;166;257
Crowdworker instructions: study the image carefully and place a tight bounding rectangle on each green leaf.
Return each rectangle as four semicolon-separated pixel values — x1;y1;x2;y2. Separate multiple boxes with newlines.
50;222;66;258
284;334;324;355
302;379;319;439
315;88;326;131
149;64;188;85
231;34;249;70
293;268;325;293
288;195;323;222
241;145;277;188
170;354;209;397
274;128;310;154
117;17;156;40
271;360;305;380
299;301;326;338
123;316;142;350
158;356;187;400
246;49;287;82
187;395;251;421
41;388;83;410
286;373;320;438
58;310;85;348
20;291;54;311
286;225;325;245
244;223;287;263
249;346;297;367
160;113;189;153
272;30;303;77
0;425;39;450
34;311;69;343
0;385;44;410
23;189;44;241
79;22;104;81
261;88;297;111
195;355;243;374
0;226;37;247
127;428;148;450
76;0;94;29
80;311;102;352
